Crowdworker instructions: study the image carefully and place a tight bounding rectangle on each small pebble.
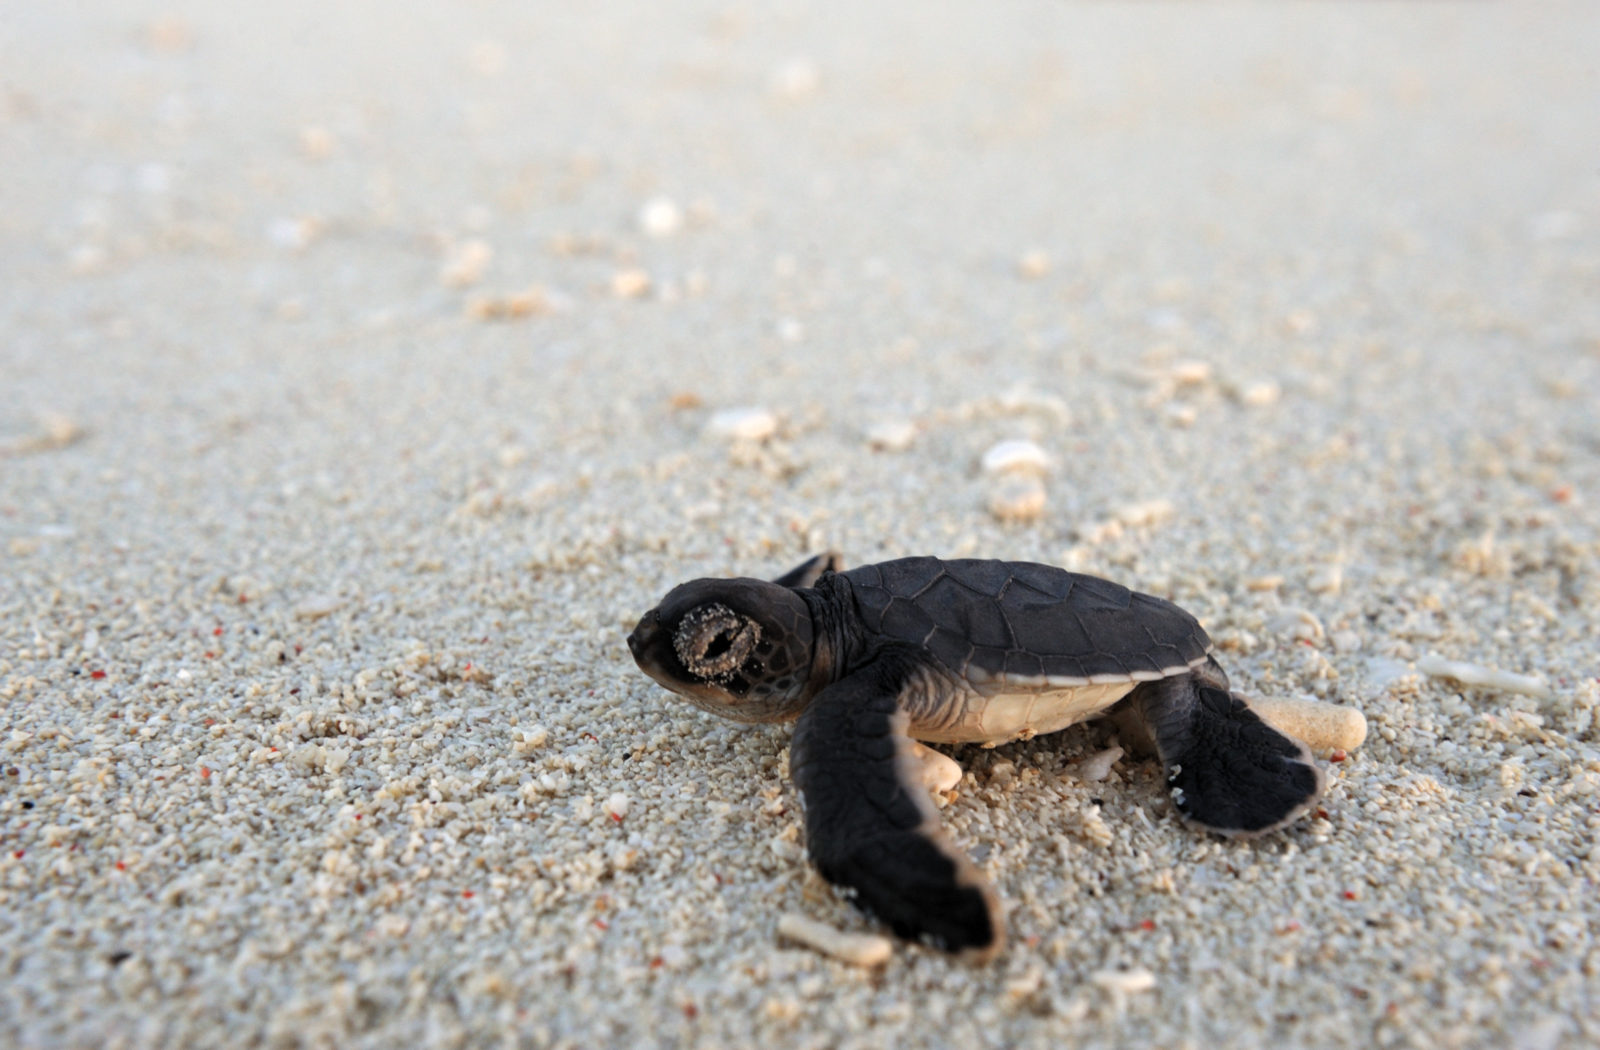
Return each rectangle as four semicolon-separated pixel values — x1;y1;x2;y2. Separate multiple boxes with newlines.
604;793;629;820
144;17;194;53
513;726;550;753
776;913;892;967
548;231;603;257
1543;377;1579;400
1071;806;1114;848
768;834;803;862
981;439;1051;476
1075;519;1124;545
704;407;778;442
1452;531;1507;577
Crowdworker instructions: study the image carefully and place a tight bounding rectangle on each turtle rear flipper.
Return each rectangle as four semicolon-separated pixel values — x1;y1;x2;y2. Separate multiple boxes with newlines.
772;552;844;589
790;664;1001;959
1133;667;1325;836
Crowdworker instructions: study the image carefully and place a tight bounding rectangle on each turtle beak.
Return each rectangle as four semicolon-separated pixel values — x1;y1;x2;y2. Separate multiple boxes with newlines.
627;608;659;662
628;608;681;693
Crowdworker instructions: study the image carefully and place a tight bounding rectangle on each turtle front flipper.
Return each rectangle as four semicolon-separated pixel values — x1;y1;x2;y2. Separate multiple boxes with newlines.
790;663;1002;959
771;552;844;589
1132;659;1325;836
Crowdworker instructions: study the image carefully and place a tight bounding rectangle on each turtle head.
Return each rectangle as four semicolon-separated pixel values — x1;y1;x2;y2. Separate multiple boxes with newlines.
627;577;816;723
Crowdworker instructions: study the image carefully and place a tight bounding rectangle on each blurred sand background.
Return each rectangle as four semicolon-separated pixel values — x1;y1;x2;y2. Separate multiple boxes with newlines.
3;2;1599;1047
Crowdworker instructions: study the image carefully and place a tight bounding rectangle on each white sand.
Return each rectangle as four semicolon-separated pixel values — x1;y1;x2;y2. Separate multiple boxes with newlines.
3;3;1599;1047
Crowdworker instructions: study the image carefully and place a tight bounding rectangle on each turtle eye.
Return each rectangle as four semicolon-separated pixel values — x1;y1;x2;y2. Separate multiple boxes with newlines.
673;603;760;681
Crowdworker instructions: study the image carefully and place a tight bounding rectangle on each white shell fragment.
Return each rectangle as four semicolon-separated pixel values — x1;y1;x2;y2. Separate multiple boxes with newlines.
1074;499;1174;545
611;268;652;299
768;832;803;862
511;725;550;753
777;913;893;967
1;412;85;455
988;477;1048;522
864;419;917;452
1250;696;1368;753
268;216;320;251
1415;656;1553;700
1016;249;1051;279
951;385;1072;425
604;793;630;820
769;58;821;98
1070;806;1115;848
1270;607;1325;642
467;285;558;321
439;239;492;288
636;196;683;238
1091;968;1157;996
981;439;1051;475
293;594;345;620
704;407;778;442
1074;745;1124;782
1307;564;1344;594
907;741;963;793
1235;379;1282;407
1114;499;1174;528
1164;403;1198;427
300;125;336;159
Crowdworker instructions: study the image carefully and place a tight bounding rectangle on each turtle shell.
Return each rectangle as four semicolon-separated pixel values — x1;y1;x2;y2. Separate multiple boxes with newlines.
840;556;1210;692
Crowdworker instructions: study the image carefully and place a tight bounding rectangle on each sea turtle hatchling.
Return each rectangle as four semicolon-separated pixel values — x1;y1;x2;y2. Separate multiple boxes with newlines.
627;554;1328;959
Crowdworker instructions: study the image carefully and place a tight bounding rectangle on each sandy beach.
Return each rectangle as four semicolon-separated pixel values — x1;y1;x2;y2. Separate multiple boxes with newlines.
3;2;1598;1046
